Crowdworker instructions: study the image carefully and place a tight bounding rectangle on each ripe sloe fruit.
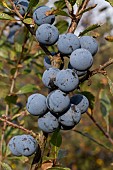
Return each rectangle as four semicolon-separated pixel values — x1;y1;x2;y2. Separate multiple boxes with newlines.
16;135;38;156
60;124;75;130
46;89;70;113
71;94;89;114
55;69;79;92
70;48;93;71
15;0;29;15
79;36;98;56
57;33;80;55
26;93;47;116
42;68;60;88
33;6;55;25
58;104;81;127
8;136;21;156
36;24;59;45
68;62;87;77
38;111;59;133
44;52;56;69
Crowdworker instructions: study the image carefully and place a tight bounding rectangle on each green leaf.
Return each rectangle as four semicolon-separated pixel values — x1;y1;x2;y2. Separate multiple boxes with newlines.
10;68;16;75
0;61;3;69
50;129;62;147
42;156;55;162
64;0;72;12
99;90;111;117
23;18;34;24
0;162;12;170
5;95;18;105
0;12;14;20
0;72;8;78
76;0;83;6
105;0;113;6
14;28;26;44
0;82;9;98
14;42;22;53
79;24;101;36
54;10;69;17
77;4;97;16
28;0;39;10
107;76;113;96
17;84;38;94
68;0;76;6
48;167;70;170
2;0;12;11
79;91;95;110
99;90;111;130
54;0;66;9
55;20;69;34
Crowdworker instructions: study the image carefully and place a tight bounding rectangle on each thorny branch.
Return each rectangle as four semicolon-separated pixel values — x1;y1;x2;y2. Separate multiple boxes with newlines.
80;58;113;84
86;112;113;145
0;116;37;138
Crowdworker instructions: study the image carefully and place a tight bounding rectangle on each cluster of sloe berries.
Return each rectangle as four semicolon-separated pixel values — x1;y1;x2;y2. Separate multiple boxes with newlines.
26;5;99;133
8;1;99;157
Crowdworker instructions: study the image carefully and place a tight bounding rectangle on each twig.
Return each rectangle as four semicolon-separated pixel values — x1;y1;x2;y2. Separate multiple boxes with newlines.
9;0;23;19
80;58;113;84
86;112;113;145
65;0;74;16
68;0;90;33
0;21;10;38
73;129;113;152
0;105;9;164
90;58;113;76
0;116;37;138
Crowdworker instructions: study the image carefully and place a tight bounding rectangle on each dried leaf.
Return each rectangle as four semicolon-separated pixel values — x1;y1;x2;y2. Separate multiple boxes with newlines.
105;36;113;42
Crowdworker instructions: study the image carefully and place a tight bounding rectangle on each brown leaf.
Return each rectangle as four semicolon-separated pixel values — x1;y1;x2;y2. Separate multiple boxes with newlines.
41;160;53;170
105;36;113;42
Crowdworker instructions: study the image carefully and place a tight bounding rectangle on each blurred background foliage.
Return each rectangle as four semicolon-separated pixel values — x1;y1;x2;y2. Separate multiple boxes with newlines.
0;0;113;170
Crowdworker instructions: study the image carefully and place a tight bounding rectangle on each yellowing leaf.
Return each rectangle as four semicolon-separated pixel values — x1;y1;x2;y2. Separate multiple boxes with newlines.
76;0;83;6
105;0;113;6
0;12;14;20
0;162;12;170
106;76;113;96
79;24;101;36
23;18;34;24
2;0;12;11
